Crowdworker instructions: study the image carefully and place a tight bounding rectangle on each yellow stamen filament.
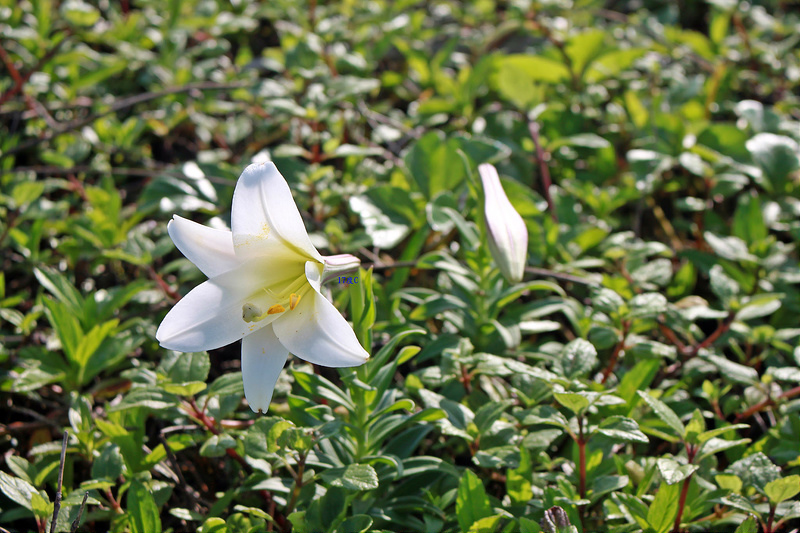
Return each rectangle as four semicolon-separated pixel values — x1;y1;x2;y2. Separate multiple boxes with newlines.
242;275;310;323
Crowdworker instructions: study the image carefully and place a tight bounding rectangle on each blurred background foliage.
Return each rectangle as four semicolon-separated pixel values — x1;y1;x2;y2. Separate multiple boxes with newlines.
1;0;799;532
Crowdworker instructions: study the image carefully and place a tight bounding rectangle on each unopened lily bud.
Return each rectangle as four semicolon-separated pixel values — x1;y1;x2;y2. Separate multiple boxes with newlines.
323;254;361;276
478;163;528;283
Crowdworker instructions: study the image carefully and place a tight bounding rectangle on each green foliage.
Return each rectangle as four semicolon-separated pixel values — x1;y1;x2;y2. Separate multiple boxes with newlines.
2;0;800;532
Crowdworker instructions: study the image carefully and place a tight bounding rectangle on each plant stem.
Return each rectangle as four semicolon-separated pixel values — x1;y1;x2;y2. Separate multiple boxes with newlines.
765;504;776;533
528;119;558;222
576;415;587;529
672;444;697;533
735;384;800;422
601;320;630;383
577;416;586;499
50;431;68;533
285;452;307;516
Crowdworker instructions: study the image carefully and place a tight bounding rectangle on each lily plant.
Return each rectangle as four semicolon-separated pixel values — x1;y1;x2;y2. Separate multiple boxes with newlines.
156;162;369;413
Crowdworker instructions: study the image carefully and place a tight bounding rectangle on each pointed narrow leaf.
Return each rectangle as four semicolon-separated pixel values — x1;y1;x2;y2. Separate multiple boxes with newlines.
637;391;685;438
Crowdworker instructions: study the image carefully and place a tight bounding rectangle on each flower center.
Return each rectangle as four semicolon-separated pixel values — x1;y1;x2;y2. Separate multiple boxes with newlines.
241;275;307;323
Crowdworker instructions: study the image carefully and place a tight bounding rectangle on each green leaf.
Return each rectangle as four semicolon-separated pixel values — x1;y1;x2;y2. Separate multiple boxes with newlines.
34;267;84;319
595;416;649;443
73;319;118;384
91;443;124;480
456;470;492;532
613;359;660;416
709;265;741;304
732;193;767;245
127;480;162;533
468;515;503;533
322;464;379;491
199;434;237;457
474;400;513;433
704;233;758;263
519;516;542;533
715;474;743;493
350;267;375;352
245;417;294;458
11;181;46;208
585;48;646;81
721;493;760;515
0;470;38;510
627;292;668;319
507;446;533;503
553;392;590;415
684;409;706;444
31;491;51;520
206;372;244;399
647;482;679;533
162;381;207;397
42;297;82;360
764;476;800;505
109;387;177;411
293;371;355;411
746;133;800;184
657;458;698;485
565;29;606;77
590;476;630;500
349;193;412;248
159;350;210;383
727;453;781;494
339;514;373;533
703;355;758;385
636;391;686;438
553;338;597;379
404;130;468;199
495;55;571;84
733;515;759;533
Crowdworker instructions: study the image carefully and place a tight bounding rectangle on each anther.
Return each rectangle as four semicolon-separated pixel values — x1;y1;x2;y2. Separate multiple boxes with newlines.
289;293;301;310
267;304;286;315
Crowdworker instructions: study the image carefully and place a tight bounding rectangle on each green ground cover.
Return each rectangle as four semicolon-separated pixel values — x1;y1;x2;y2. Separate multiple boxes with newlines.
1;0;799;532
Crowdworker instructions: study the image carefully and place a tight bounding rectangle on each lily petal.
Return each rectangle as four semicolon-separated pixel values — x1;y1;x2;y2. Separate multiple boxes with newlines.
156;259;302;352
241;324;288;413
272;264;369;367
168;215;240;278
231;162;323;263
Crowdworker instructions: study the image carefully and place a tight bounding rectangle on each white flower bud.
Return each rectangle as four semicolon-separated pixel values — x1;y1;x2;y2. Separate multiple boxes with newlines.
478;163;528;283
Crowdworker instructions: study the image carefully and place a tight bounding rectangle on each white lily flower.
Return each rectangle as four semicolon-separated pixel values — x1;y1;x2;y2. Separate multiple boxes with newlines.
478;163;529;283
156;162;369;413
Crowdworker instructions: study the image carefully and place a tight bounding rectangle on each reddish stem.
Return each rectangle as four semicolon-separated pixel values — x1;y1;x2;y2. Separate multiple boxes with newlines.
765;504;776;533
735;384;800;422
658;322;688;354
0;38;67;106
684;311;735;359
601;320;630;383
528;119;557;222
460;364;472;394
672;444;697;533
